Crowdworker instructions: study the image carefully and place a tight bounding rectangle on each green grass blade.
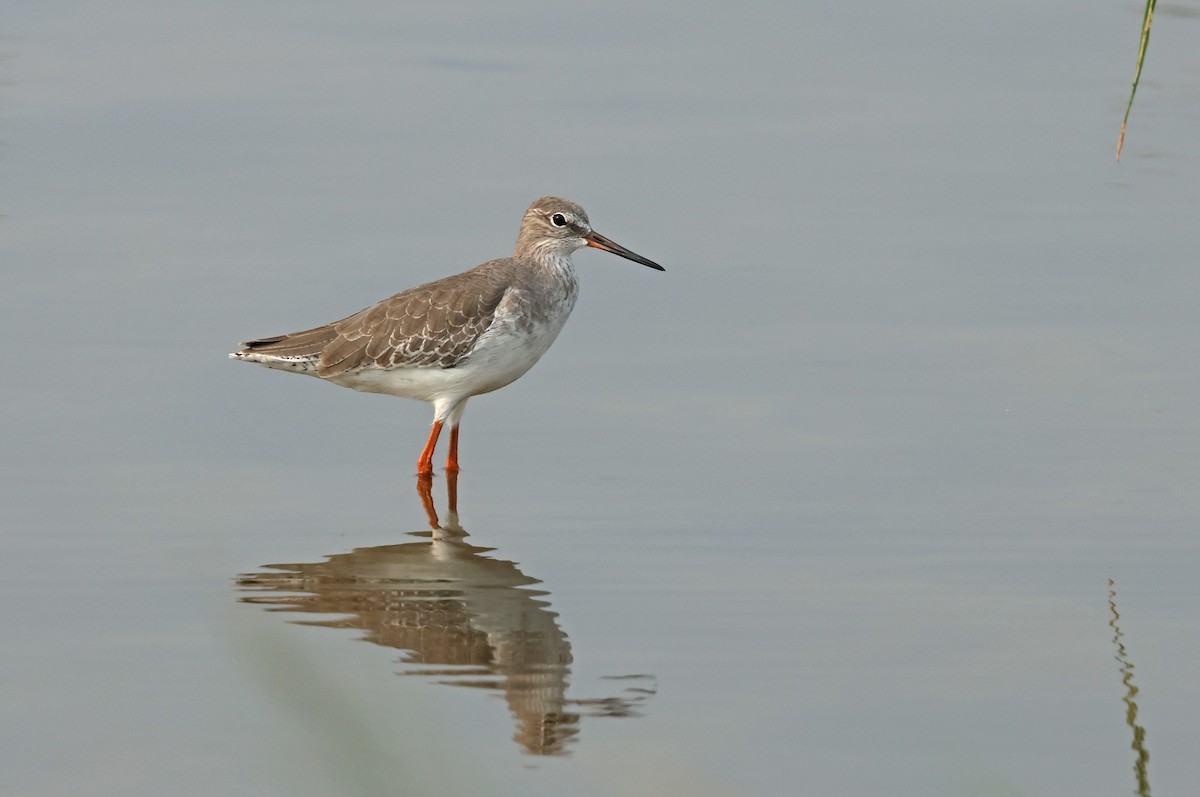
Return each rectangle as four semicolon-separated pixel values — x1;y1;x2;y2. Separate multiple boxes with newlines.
1117;0;1158;161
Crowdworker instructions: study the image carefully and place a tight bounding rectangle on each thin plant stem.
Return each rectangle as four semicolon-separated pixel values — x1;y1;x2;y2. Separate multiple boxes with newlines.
1116;0;1157;161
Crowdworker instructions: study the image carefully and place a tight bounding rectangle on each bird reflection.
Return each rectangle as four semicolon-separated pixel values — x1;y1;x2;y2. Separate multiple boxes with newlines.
237;472;653;755
1108;578;1151;796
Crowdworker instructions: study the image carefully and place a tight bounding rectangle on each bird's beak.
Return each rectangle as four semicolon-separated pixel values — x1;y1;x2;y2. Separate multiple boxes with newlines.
585;230;665;271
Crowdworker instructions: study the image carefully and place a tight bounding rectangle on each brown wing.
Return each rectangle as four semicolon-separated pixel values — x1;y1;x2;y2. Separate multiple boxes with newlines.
239;261;513;377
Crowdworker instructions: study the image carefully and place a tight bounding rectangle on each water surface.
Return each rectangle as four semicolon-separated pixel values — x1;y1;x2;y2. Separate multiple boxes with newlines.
3;1;1199;795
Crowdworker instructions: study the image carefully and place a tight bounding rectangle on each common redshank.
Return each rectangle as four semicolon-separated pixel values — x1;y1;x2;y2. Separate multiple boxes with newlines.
230;196;664;475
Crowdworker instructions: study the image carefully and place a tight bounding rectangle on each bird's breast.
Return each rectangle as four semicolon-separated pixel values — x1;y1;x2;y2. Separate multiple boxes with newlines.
456;266;578;394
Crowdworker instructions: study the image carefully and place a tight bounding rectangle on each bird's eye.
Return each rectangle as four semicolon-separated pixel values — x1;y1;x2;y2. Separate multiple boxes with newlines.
550;213;568;227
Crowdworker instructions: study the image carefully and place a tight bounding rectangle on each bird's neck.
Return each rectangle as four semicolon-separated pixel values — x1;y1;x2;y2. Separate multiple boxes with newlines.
523;250;580;308
535;250;577;278
516;243;578;280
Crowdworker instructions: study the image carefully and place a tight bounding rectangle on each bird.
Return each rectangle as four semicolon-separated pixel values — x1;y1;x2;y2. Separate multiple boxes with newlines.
230;196;664;475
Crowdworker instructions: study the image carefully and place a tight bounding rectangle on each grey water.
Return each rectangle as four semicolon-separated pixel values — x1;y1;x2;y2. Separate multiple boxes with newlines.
3;1;1198;795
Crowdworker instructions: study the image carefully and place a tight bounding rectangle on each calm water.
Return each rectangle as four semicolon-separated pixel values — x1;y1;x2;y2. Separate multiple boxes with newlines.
3;1;1198;795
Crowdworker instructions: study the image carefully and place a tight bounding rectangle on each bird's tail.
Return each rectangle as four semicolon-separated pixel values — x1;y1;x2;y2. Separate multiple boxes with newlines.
229;325;338;373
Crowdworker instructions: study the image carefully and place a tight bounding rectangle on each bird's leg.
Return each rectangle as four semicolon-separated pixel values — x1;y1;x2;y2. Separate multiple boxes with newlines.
417;420;443;476
445;424;461;474
446;467;459;516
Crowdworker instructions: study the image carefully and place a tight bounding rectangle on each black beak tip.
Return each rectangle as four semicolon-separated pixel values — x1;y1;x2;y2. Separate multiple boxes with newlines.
585;232;665;272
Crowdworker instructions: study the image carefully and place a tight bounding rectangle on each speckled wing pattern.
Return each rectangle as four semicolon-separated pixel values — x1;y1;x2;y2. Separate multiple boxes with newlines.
239;261;514;377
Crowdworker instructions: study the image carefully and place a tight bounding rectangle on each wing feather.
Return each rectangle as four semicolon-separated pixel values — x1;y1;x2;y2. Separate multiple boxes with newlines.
235;260;516;377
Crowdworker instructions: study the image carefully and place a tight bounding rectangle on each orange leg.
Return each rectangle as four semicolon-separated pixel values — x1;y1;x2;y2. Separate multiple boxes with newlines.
417;420;443;476
446;468;458;516
445;424;461;474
